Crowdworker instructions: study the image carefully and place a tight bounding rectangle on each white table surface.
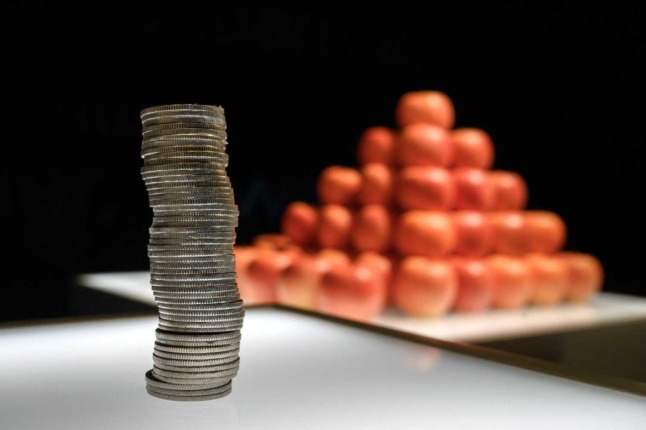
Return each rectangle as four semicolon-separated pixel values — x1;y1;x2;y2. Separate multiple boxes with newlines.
76;271;646;342
1;308;645;430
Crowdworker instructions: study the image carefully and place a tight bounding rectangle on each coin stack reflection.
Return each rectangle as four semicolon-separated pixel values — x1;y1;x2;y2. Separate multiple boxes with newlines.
140;104;244;401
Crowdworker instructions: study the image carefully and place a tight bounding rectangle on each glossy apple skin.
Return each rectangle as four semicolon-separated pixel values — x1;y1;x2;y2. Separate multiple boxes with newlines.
395;166;455;211
315;263;387;322
560;252;604;303
245;249;295;306
524;210;567;254
317;204;353;250
392;256;458;317
525;253;568;306
452;128;495;169
355;252;394;309
394;211;457;258
452;211;494;257
489;211;527;255
451;257;495;313
358;163;394;206
277;253;320;310
452;167;494;211
489;170;528;211
395;91;455;129
351;204;393;253
356;126;397;165
396;123;454;167
486;254;533;309
317;166;362;206
281;201;319;248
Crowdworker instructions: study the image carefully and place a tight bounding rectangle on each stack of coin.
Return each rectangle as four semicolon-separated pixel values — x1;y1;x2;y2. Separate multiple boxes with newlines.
139;104;244;401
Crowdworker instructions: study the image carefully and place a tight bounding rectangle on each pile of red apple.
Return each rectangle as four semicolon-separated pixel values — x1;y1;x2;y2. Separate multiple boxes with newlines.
234;91;604;322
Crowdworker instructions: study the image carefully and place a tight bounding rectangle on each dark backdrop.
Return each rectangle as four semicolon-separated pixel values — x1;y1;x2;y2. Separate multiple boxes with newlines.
2;2;645;321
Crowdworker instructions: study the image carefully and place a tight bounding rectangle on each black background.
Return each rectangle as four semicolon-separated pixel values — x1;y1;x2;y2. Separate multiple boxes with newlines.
2;2;645;322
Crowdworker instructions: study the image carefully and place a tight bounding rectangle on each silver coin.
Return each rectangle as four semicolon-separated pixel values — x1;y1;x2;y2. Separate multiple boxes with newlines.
150;271;237;280
141;114;226;128
152;289;240;298
151;369;236;384
153;359;239;374
146;387;232;401
155;328;240;342
142;134;227;146
140;103;224;118
142;147;227;157
148;240;236;247
143;129;228;142
153;348;240;361
158;312;245;324
146;382;232;397
148;245;235;254
143;158;228;169
154;342;240;354
158;300;244;313
149;372;232;387
143;121;226;134
157;307;244;317
141;141;227;156
153;354;241;369
154;297;244;307
145;369;230;391
158;318;243;330
145;179;232;189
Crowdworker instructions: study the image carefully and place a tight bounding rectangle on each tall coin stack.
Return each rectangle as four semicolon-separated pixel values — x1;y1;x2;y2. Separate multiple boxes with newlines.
139;104;244;401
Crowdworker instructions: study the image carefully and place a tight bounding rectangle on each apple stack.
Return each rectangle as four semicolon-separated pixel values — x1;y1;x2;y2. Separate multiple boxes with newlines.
236;91;604;322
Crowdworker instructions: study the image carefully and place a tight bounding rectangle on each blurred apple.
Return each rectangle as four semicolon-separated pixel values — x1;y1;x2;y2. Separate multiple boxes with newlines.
394;211;456;257
396;123;454;167
281;201;319;247
452;257;495;313
351;204;392;253
356;126;397;165
393;256;458;317
277;253;320;310
489;170;528;211
524;210;566;254
486;254;532;309
317;166;362;205
452;128;494;169
252;233;300;252
452;211;494;257
395;166;455;210
525;253;568;306
317;204;353;250
355;252;394;309
395;91;455;129
316;263;387;322
453;167;494;211
489;211;527;255
234;245;257;303
245;249;294;305
358;163;394;206
560;252;604;303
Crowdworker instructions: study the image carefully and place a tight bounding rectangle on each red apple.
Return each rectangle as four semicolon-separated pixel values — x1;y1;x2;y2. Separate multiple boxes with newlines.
316;263;387;322
489;170;528;210
356;126;397;165
486;254;533;309
317;204;353;250
281;201;319;247
560;252;604;303
277;253;320;310
452;211;494;257
358;163;394;206
396;123;454;167
252;233;299;252
524;210;567;254
392;256;458;317
489;211;528;255
525;253;568;306
314;248;352;273
393;211;456;257
245;249;294;306
452;257;495;313
234;245;256;303
317;166;362;205
395;91;455;129
355;252;394;309
452;167;494;211
351;204;392;253
395;166;455;210
452;128;495;169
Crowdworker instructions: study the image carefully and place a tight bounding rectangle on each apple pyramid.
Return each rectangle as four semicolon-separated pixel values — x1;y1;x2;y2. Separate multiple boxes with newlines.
235;91;604;322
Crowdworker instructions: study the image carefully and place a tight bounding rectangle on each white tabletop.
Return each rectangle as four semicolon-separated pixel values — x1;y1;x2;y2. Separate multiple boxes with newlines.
1;308;645;430
76;271;646;342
